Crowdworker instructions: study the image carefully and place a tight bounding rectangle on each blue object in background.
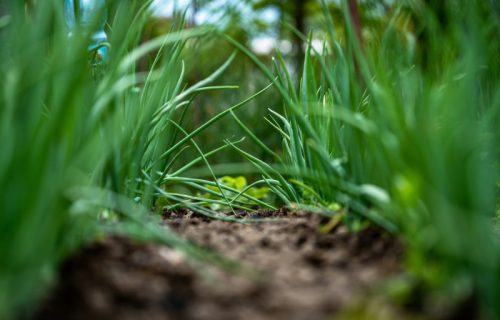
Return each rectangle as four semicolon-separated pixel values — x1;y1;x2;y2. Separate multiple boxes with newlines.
64;0;108;64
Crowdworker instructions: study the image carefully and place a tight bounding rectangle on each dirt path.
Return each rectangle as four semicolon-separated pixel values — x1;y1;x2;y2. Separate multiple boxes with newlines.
36;210;401;320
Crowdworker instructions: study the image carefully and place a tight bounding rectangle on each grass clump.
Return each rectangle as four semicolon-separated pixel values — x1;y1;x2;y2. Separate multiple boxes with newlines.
227;0;500;316
0;1;264;317
1;0;499;318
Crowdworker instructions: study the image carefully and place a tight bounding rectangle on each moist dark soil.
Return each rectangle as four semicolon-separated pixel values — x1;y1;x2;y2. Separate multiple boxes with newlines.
35;209;402;320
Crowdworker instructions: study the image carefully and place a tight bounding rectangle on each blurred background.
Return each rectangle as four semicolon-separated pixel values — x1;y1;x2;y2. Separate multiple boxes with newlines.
144;0;398;170
1;1;499;318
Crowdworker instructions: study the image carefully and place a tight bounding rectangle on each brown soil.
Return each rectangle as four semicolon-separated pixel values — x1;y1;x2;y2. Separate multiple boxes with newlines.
35;209;402;320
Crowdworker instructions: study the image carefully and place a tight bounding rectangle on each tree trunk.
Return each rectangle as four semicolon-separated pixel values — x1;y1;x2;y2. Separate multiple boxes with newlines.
191;0;198;27
347;0;363;50
347;0;364;87
293;0;305;73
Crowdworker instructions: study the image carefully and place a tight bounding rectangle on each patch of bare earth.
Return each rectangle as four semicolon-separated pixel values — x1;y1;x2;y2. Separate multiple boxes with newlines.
35;209;402;320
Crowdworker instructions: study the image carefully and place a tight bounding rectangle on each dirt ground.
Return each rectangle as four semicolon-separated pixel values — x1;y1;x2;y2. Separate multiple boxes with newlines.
35;209;403;320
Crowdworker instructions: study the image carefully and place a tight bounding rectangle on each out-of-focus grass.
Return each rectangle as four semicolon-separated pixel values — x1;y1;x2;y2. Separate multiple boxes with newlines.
1;0;498;318
0;1;268;318
227;0;500;316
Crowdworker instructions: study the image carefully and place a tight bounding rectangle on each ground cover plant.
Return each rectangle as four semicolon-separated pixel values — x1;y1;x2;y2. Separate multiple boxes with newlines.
224;0;500;316
0;0;499;319
0;1;270;318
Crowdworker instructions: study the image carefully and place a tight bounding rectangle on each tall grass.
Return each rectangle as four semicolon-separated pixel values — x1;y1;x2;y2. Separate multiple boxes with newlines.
228;0;500;316
0;1;267;318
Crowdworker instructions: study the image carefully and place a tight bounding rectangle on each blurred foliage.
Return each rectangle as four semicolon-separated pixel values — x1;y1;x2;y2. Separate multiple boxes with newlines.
222;0;500;317
143;0;419;169
1;0;500;318
0;1;266;318
197;176;270;210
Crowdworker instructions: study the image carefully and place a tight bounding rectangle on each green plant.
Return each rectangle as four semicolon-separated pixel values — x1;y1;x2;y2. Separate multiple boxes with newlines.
227;0;500;316
0;1;267;318
195;175;270;210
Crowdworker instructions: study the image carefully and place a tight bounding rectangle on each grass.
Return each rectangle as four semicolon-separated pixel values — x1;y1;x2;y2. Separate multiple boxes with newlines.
225;0;500;317
1;0;499;318
0;1;268;318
